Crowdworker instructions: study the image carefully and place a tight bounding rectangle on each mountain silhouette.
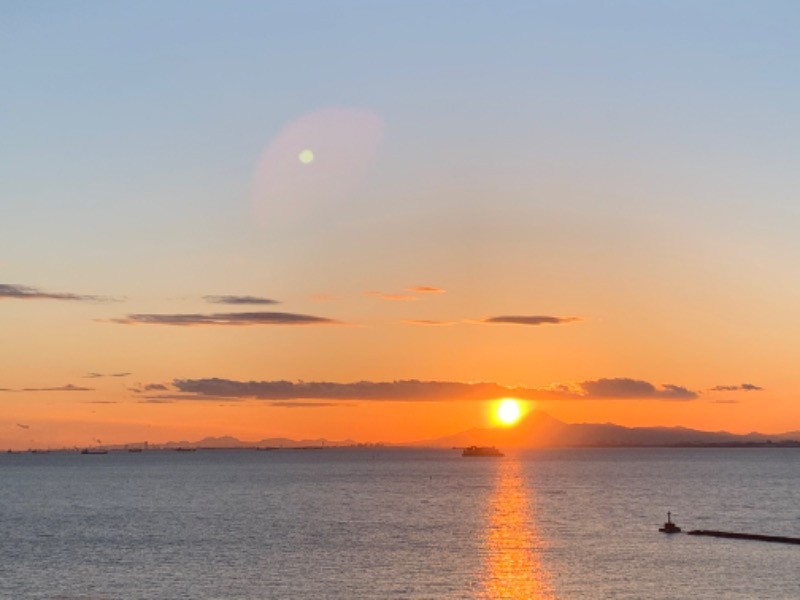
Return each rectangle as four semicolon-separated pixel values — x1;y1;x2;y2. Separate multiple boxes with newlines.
416;410;799;448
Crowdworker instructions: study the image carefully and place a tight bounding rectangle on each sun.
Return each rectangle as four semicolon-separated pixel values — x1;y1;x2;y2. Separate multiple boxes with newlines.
496;398;522;426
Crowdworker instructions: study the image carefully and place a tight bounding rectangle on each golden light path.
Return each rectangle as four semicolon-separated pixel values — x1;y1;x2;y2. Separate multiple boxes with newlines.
481;458;555;600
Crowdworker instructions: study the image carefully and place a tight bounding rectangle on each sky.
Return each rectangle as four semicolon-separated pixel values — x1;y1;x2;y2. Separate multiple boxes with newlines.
2;1;800;449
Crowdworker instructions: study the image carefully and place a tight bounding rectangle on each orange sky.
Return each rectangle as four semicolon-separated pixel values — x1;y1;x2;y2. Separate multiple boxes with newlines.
4;3;800;449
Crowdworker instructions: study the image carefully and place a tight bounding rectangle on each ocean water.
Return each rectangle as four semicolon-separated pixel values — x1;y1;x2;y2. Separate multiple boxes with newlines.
1;448;799;599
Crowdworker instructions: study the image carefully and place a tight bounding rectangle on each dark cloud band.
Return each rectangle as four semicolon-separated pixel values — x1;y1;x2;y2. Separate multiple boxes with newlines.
163;376;697;402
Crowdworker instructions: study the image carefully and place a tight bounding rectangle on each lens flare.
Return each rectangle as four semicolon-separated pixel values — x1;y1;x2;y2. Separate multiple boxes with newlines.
252;107;384;227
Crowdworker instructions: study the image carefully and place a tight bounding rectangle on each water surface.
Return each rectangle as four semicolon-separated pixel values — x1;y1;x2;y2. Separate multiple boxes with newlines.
1;448;798;599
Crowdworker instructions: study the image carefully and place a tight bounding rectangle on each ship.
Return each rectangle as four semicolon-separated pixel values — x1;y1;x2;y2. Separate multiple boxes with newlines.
462;446;504;457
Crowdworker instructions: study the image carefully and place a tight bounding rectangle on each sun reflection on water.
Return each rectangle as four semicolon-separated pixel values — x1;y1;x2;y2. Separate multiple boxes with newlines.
481;457;555;600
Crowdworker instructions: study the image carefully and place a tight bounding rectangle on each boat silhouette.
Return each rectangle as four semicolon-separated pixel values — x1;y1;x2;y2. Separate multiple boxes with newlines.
462;446;504;457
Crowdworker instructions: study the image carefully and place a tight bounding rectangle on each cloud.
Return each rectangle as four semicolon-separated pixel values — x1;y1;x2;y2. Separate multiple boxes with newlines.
481;315;583;326
104;311;342;327
0;384;94;393
128;382;177;394
203;295;279;305
172;378;522;401
270;401;344;408
365;291;418;302
407;286;445;294
579;378;697;400
85;372;131;379
740;383;763;391
405;315;582;327
0;283;115;302
165;376;698;402
16;423;30;429
21;384;94;392
143;383;169;391
311;293;336;302
709;383;764;392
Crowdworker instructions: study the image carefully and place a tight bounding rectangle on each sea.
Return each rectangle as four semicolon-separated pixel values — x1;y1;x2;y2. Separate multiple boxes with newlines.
1;447;799;599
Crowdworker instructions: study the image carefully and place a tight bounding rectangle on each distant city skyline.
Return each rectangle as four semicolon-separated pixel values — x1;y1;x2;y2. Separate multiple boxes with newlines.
3;1;800;449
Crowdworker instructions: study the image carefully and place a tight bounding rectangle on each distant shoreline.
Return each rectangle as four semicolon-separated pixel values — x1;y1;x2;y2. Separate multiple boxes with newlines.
6;441;800;454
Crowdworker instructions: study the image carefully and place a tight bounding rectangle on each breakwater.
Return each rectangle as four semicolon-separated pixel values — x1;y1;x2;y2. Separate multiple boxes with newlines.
687;530;800;545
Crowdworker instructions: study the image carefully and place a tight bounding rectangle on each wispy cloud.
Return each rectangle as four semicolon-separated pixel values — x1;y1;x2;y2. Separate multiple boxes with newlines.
0;283;115;302
161;376;698;402
481;315;582;326
270;401;345;408
143;383;169;391
365;291;418;302
203;295;279;305
23;384;94;392
407;286;445;294
709;383;763;392
404;314;582;327
0;384;94;393
104;312;342;327
85;372;131;379
128;382;171;394
311;293;336;302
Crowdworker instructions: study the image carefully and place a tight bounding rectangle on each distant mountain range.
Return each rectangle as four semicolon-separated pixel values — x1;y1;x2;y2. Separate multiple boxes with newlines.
415;410;800;448
112;412;800;451
111;436;358;450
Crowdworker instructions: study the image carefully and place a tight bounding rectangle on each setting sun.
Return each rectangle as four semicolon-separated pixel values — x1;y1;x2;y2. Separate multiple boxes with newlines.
496;399;522;426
